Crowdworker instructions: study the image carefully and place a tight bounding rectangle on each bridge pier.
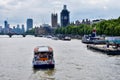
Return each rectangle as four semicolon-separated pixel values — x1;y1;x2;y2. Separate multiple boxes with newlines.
22;34;26;37
8;34;26;37
8;34;13;38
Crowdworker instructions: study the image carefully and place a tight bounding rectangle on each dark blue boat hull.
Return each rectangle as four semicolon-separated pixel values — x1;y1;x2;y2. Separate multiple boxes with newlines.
33;64;55;69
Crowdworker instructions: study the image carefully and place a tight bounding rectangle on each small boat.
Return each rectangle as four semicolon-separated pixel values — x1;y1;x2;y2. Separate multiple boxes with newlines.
81;35;93;43
63;36;71;41
82;35;105;44
52;37;59;40
33;46;55;69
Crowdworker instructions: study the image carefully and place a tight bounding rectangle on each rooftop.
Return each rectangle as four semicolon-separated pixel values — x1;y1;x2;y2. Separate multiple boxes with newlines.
34;46;53;52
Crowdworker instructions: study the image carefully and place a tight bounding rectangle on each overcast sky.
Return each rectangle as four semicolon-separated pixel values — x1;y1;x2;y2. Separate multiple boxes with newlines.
0;0;120;27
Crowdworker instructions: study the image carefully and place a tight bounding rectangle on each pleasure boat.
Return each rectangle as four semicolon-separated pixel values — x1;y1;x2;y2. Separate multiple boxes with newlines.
33;46;55;69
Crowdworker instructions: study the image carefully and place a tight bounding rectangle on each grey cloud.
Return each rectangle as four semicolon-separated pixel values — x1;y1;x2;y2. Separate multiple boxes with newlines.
0;5;5;9
0;0;120;27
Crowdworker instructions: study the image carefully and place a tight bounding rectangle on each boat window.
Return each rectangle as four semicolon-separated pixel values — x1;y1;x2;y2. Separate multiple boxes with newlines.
38;52;48;58
49;52;53;54
34;52;39;55
34;51;53;60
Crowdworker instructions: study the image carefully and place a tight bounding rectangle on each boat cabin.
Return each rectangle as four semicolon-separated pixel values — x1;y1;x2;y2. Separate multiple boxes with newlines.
34;46;53;61
33;46;55;68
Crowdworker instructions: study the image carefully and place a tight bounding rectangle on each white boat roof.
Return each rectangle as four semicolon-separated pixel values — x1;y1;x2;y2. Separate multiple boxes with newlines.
34;46;53;52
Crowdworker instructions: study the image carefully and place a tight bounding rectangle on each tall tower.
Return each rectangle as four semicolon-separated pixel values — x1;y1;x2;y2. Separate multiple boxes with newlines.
26;18;33;31
51;13;58;28
21;24;25;33
60;5;70;27
4;20;9;34
4;20;8;29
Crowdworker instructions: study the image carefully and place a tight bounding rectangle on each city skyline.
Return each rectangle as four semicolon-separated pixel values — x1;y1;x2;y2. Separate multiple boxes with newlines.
0;0;120;27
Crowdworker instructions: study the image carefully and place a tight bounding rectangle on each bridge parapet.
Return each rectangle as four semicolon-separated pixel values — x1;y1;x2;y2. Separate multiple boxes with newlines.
7;33;26;37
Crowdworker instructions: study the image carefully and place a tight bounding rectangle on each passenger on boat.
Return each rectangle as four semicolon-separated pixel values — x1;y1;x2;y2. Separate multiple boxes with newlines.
48;53;53;59
43;53;47;58
34;54;39;60
107;43;109;48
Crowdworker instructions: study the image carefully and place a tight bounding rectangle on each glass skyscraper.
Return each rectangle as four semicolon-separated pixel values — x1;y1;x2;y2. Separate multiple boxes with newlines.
26;18;33;31
4;20;9;29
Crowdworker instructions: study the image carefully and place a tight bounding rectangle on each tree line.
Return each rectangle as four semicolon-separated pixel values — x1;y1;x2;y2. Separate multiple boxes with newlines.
55;17;120;36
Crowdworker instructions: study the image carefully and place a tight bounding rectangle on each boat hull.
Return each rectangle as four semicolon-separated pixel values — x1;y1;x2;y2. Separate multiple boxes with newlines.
33;64;55;69
33;59;55;69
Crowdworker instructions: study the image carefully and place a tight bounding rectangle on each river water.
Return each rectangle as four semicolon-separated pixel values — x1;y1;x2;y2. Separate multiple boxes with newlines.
0;35;120;80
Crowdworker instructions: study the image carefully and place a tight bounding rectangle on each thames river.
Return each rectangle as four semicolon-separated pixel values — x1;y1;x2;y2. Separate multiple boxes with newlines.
0;35;120;80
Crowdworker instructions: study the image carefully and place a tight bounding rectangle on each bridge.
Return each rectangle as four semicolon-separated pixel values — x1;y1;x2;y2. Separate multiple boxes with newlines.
8;33;26;37
0;33;26;37
0;33;36;37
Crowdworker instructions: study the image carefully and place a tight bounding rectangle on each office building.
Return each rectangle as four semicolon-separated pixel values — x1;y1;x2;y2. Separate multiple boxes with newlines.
21;24;25;33
4;20;9;33
0;26;2;33
26;18;33;31
4;20;9;29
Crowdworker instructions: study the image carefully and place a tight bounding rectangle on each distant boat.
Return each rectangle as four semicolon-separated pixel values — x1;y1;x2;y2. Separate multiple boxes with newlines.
63;36;71;41
33;46;55;69
52;37;59;40
82;35;93;43
82;28;97;43
82;35;106;44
